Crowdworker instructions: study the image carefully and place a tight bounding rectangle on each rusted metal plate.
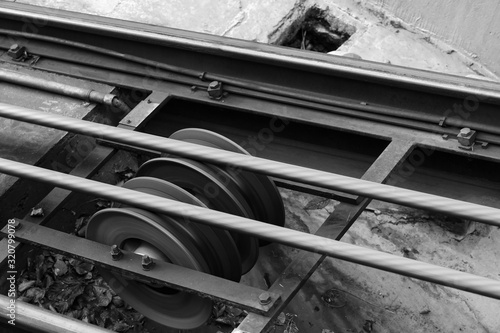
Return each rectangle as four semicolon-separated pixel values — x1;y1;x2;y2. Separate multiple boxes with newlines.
1;220;281;315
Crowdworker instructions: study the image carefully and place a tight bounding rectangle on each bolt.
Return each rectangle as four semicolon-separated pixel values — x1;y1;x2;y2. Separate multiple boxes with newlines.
457;128;477;147
207;81;223;99
141;255;155;271
460;128;472;136
258;292;272;305
7;44;26;60
10;219;21;230
209;81;220;89
110;244;123;261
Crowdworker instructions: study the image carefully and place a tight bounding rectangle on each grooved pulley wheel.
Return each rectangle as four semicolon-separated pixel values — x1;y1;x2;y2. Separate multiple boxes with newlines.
86;128;286;330
169;128;285;244
86;208;212;329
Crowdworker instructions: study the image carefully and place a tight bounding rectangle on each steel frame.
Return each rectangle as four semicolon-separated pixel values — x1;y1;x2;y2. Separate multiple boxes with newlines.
0;3;500;333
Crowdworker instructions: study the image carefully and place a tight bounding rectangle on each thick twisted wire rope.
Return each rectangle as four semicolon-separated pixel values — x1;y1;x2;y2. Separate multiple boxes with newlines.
0;102;499;226
0;157;499;299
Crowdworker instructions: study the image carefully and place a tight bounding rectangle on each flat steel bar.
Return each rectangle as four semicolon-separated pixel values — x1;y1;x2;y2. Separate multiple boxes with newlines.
1;220;280;314
0;158;499;300
0;295;114;333
235;139;414;333
0;103;499;227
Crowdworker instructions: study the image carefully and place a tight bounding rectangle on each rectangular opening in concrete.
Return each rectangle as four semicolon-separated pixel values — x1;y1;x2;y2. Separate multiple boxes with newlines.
277;7;356;53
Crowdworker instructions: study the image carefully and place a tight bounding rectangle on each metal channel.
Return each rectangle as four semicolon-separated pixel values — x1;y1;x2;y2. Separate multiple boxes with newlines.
1;220;280;314
1;3;500;102
2;29;500;144
2;3;500;144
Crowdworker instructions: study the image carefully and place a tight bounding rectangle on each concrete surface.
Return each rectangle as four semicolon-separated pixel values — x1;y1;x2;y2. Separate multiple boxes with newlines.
6;0;498;80
366;0;500;78
249;191;500;332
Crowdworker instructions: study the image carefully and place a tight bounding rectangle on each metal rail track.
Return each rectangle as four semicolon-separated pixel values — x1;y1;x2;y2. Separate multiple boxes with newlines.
0;3;500;333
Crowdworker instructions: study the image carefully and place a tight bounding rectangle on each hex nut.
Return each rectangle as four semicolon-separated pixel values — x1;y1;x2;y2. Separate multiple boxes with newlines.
457;128;477;147
110;244;123;261
259;292;272;305
459;128;471;136
7;44;26;59
207;81;223;99
141;255;155;271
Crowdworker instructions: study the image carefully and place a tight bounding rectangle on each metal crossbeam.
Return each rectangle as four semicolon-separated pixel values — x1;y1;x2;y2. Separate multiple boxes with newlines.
0;220;281;314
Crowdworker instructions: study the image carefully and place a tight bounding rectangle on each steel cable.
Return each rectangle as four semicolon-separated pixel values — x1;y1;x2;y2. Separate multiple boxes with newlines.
0;157;499;299
0;102;499;226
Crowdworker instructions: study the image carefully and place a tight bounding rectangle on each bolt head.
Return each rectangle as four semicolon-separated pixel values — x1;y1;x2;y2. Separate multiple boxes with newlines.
208;81;220;89
460;128;471;136
207;81;223;99
259;292;272;305
110;244;123;261
7;44;25;59
141;255;155;270
457;128;477;147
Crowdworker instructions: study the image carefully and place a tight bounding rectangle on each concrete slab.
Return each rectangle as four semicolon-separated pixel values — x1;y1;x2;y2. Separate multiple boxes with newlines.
364;0;500;78
332;24;478;76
